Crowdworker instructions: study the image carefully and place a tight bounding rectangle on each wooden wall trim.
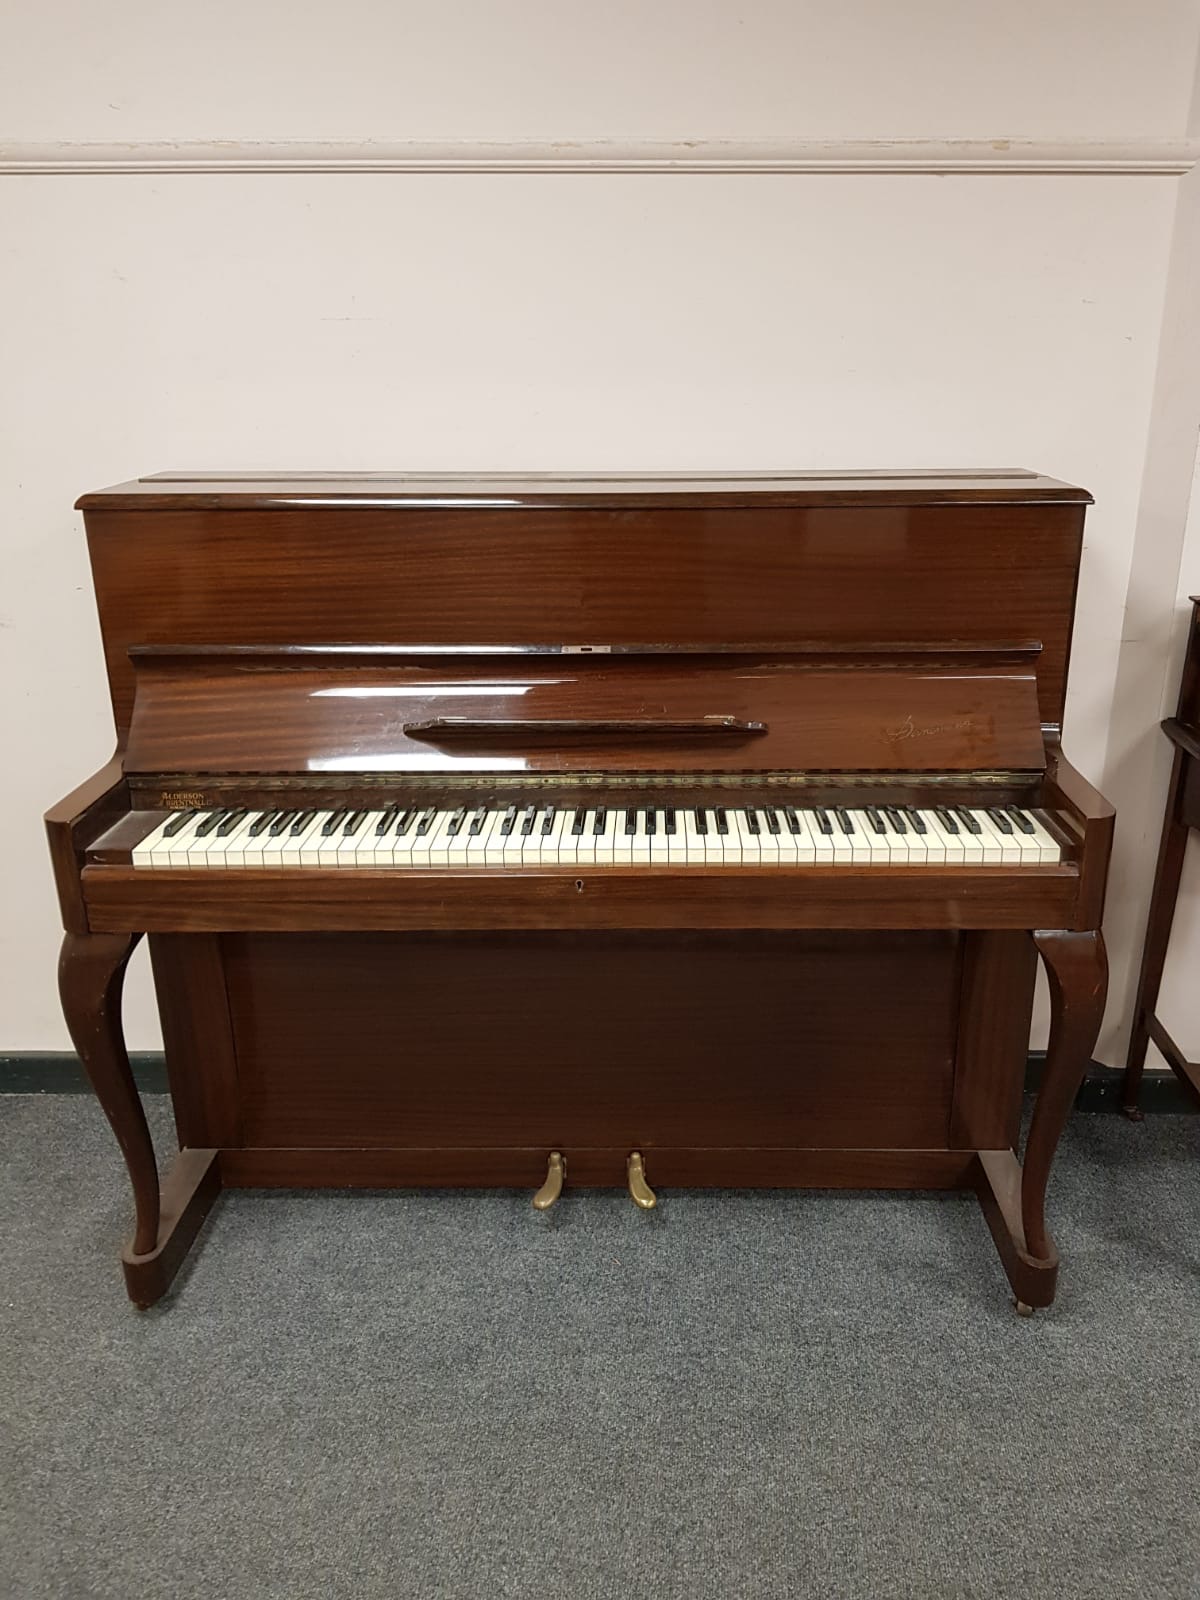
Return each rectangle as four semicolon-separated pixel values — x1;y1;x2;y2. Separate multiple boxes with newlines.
2;139;1197;178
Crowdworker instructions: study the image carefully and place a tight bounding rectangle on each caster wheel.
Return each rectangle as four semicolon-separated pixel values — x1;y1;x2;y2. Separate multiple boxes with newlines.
1015;1300;1035;1318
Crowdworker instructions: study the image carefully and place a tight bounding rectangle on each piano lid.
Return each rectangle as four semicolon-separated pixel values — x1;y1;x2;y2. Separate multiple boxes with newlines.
123;644;1048;778
77;468;1092;511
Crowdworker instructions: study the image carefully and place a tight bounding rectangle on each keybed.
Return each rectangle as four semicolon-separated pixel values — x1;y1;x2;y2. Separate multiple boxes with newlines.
132;801;1062;868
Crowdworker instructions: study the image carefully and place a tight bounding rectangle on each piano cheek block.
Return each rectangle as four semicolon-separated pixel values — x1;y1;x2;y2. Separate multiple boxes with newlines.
51;468;1112;1311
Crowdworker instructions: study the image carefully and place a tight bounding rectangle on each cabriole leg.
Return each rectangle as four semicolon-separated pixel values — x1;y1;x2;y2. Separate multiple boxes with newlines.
1024;929;1108;1260
58;931;159;1257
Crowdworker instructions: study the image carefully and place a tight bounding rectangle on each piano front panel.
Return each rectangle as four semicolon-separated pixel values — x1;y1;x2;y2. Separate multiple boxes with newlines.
216;930;961;1155
85;499;1084;735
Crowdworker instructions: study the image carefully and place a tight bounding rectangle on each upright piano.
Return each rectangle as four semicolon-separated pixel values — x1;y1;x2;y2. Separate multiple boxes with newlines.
47;470;1113;1312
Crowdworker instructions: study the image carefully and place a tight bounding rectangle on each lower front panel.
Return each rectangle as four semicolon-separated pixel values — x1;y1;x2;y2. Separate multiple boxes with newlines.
155;930;962;1157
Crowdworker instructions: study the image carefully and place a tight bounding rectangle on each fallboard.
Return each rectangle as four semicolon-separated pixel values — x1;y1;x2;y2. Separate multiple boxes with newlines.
123;644;1047;777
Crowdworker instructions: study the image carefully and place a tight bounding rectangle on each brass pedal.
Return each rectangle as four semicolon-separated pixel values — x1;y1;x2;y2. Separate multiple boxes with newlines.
532;1151;565;1211
626;1151;657;1210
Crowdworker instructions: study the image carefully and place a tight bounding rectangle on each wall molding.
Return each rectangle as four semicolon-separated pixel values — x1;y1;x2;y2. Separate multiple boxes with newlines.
2;138;1198;177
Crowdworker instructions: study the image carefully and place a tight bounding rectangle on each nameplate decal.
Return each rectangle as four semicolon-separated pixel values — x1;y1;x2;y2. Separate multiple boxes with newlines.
159;789;207;809
884;714;975;743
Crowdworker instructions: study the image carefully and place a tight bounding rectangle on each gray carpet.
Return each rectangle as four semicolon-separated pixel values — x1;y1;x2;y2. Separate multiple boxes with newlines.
1;1098;1198;1600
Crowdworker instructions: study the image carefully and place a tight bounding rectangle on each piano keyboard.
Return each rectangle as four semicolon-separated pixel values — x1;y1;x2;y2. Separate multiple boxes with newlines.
131;803;1062;868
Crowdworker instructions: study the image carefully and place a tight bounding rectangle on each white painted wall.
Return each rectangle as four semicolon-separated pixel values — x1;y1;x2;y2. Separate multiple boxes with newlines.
3;4;1200;1060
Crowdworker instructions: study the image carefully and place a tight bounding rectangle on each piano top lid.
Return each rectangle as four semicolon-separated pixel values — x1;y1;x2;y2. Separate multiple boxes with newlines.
76;469;1092;512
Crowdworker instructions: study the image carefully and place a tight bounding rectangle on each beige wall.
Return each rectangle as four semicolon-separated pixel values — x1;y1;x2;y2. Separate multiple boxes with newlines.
3;4;1200;1057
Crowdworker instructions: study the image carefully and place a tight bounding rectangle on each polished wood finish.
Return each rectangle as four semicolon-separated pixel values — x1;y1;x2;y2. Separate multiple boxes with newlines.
122;1147;220;1310
49;470;1113;1310
1024;930;1108;1257
58;931;158;1254
81;863;1084;934
122;646;1047;777
1124;597;1200;1112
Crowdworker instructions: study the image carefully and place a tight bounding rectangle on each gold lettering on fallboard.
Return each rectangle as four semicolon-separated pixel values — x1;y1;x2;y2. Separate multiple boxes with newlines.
160;790;207;808
884;714;974;742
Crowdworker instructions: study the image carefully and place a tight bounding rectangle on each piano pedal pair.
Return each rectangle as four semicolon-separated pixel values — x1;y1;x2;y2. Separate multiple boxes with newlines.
531;1150;658;1211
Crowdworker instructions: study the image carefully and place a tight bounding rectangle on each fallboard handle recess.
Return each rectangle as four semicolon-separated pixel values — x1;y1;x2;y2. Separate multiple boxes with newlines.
403;716;768;741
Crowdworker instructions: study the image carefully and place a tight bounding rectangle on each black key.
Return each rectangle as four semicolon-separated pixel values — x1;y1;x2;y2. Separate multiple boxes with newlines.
255;811;284;837
196;809;232;838
665;808;677;835
520;803;537;837
163;809;198;837
394;807;416;837
884;806;907;835
954;806;982;835
319;810;346;838
446;806;467;837
540;804;556;836
835;807;855;835
499;804;517;837
594;808;608;836
1007;806;1036;835
764;807;781;834
902;806;927;835
645;810;656;836
814;806;833;835
783;806;801;835
375;806;400;835
217;808;249;837
290;809;318;836
694;808;709;836
745;810;760;836
416;806;438;837
469;806;487;836
343;810;367;837
571;807;586;836
934;806;960;835
715;807;729;836
625;809;637;835
987;807;1014;835
865;806;886;835
268;810;298;837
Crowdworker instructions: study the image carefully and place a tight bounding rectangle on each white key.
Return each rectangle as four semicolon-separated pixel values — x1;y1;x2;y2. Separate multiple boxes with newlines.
877;811;910;864
442;809;473;867
573;809;600;867
594;808;617;864
1022;810;1062;864
931;808;971;862
466;810;498;866
912;809;950;864
558;807;584;866
694;809;723;864
974;808;1023;864
858;811;892;864
893;810;926;864
133;814;178;869
662;812;691;864
497;808;525;865
776;809;809;863
757;808;783;861
295;811;336;867
630;809;651;863
733;810;760;864
279;811;324;866
955;809;999;864
829;812;865;864
805;810;838;864
519;807;548;865
680;810;705;864
252;811;297;866
541;807;570;864
185;813;231;868
648;809;673;865
427;810;459;867
391;809;426;867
